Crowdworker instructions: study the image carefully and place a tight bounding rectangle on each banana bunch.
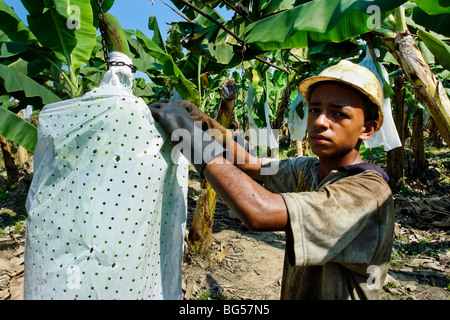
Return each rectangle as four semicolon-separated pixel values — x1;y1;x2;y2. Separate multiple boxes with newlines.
102;12;132;57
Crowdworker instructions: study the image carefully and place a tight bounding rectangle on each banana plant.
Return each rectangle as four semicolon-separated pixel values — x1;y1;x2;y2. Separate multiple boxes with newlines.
129;13;235;108
168;0;409;121
169;0;449;144
0;1;204;153
381;3;450;146
0;0;115;152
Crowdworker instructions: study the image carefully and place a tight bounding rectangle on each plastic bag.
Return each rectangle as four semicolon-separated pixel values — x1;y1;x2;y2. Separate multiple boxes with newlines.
24;52;189;300
287;91;308;141
245;84;278;150
359;47;402;151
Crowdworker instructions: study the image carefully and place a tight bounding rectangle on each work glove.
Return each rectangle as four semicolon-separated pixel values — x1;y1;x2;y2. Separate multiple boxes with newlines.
148;99;226;178
175;100;232;147
175;100;257;157
175;100;224;130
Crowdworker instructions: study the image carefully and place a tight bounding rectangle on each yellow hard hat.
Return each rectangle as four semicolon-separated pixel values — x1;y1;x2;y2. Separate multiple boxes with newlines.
299;60;384;130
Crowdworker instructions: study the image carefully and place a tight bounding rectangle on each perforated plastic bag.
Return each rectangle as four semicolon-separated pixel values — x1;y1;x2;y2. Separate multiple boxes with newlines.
24;52;189;300
359;47;402;151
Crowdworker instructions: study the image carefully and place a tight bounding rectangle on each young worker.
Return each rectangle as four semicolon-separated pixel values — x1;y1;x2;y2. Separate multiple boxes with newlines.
148;60;395;300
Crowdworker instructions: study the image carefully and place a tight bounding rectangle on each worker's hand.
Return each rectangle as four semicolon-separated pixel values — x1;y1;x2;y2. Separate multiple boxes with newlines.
175;100;232;147
174;100;221;130
148;99;226;177
148;99;194;138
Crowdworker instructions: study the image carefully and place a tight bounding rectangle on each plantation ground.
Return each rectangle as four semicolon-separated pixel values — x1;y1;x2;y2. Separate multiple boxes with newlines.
0;147;449;300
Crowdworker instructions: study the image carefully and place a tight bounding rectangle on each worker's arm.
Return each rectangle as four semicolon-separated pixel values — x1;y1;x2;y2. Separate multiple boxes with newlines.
176;99;263;180
148;100;287;231
202;156;288;231
224;136;263;181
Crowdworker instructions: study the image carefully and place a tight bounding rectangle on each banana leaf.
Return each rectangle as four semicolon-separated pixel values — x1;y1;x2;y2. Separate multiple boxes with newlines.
22;0;97;70
148;15;166;52
412;7;450;37
243;0;407;50
413;0;450;15
168;5;238;66
0;106;37;152
417;29;450;70
0;63;62;108
0;0;35;42
90;0;114;23
0;41;28;58
135;30;199;104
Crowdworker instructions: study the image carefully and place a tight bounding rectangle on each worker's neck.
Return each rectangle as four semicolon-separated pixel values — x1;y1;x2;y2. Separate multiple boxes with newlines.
318;149;363;182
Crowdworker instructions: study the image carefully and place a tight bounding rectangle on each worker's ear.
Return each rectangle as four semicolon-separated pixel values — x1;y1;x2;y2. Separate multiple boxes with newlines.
359;120;378;141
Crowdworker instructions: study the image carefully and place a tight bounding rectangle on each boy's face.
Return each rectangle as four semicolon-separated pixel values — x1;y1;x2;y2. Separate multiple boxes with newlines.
307;83;376;158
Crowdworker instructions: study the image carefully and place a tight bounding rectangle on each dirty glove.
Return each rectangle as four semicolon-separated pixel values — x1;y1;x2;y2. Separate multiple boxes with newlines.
175;100;233;147
148;99;226;178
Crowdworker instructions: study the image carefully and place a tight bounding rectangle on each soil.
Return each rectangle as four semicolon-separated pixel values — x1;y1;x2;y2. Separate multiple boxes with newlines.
0;162;449;301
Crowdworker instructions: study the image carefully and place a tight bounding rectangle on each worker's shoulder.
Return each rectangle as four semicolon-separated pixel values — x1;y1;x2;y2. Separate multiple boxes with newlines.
264;155;318;165
338;162;389;183
262;155;318;175
284;155;319;171
336;163;393;201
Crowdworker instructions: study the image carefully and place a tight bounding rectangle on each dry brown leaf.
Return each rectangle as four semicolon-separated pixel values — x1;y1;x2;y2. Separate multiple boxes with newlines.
9;276;23;300
0;257;21;273
215;248;229;263
431;216;450;227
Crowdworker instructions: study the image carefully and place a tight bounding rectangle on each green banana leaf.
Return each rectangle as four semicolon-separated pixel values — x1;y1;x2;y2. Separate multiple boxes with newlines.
168;4;238;66
242;0;407;50
7;54;52;78
0;40;54;78
0;64;62;107
148;15;166;52
412;6;450;37
417;29;450;70
0;41;28;58
22;0;97;70
262;0;297;16
413;0;450;15
0;0;35;42
0;106;37;152
134;30;199;104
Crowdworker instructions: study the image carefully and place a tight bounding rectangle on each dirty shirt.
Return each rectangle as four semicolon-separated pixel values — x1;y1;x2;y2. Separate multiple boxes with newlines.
262;157;394;300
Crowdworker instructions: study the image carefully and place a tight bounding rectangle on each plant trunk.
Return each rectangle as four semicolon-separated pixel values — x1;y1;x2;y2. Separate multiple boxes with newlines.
0;134;19;185
272;82;291;130
387;31;450;147
17;111;29;164
216;79;237;129
426;117;443;147
188;79;237;254
295;140;303;157
412;105;426;176
188;180;217;253
387;75;406;191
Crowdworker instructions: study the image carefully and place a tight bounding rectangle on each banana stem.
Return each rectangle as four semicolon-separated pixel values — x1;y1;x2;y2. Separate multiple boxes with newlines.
394;5;407;33
198;55;203;110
